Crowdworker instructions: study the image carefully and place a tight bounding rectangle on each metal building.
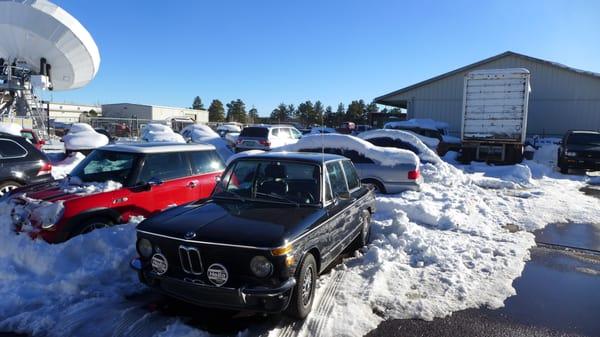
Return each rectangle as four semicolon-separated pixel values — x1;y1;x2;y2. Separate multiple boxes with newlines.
101;103;208;123
374;51;600;137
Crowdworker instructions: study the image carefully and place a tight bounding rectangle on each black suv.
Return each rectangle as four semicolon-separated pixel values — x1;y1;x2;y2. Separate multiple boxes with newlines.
0;133;53;196
557;130;600;174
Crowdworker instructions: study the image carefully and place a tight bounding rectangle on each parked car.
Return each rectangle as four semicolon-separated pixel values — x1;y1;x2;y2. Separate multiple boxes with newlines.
235;125;302;152
0;133;53;196
279;134;422;193
94;128;115;142
5;143;224;243
358;129;441;165
20;128;45;150
353;124;372;135
384;119;461;155
130;152;376;318
557;130;600;174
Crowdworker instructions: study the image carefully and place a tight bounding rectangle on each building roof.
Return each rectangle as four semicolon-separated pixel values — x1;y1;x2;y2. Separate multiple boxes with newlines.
374;51;600;105
100;142;215;153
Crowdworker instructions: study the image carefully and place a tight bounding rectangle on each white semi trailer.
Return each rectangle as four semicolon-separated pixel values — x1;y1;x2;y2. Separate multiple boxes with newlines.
460;68;531;163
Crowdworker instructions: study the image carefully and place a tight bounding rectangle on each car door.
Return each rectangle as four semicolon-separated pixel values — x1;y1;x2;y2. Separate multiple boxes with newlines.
321;161;352;266
186;150;225;199
340;160;363;240
128;152;196;214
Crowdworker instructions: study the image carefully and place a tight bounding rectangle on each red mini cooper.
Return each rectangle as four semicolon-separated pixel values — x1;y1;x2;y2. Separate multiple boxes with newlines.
7;143;224;243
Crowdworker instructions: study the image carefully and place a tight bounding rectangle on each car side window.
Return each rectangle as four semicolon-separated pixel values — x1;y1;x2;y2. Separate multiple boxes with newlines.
324;172;333;202
290;128;302;139
326;161;348;197
342;149;374;164
341;160;360;190
188;150;225;174
138;152;191;183
0;139;27;158
278;128;291;139
271;128;279;137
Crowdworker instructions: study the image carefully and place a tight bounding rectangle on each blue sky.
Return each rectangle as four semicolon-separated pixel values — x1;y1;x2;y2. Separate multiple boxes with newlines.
48;0;600;116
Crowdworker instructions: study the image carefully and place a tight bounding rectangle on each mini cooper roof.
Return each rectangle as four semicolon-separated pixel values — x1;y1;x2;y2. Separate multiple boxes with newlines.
99;142;216;153
231;151;346;164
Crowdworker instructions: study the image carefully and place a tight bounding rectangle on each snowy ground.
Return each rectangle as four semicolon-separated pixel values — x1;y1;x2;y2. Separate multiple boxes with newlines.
1;143;599;337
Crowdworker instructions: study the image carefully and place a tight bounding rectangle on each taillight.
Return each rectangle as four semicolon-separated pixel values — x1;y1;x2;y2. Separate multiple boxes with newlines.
408;169;420;180
38;161;52;176
236;139;243;144
259;139;271;147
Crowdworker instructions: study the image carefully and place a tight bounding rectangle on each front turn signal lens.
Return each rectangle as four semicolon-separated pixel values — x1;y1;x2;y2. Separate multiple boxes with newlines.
271;244;292;256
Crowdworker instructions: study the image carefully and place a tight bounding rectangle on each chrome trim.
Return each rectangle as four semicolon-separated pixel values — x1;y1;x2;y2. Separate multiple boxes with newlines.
137;230;275;250
178;245;204;275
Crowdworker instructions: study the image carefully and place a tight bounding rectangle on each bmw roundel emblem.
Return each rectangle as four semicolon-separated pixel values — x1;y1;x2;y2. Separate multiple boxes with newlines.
151;253;168;275
207;263;228;287
184;232;196;239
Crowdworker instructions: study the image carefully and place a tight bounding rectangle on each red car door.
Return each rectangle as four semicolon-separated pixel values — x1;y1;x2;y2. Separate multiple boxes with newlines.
186;150;226;199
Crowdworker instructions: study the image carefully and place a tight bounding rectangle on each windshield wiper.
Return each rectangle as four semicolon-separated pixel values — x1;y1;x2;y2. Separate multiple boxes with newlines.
254;192;300;207
213;189;246;202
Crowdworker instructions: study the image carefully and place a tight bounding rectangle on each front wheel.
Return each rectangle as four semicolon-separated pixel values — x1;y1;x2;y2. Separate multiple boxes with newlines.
286;253;317;319
69;217;114;239
351;210;372;250
0;180;22;197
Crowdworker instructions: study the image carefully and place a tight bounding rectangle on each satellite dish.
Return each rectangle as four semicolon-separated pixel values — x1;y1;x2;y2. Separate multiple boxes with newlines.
0;0;101;90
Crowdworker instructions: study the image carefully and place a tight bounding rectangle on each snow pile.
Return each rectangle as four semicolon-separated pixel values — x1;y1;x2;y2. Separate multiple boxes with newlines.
51;152;85;179
216;124;241;133
384;118;448;132
464;163;533;189
225;150;265;166
279;134;419;167
1;195;64;233
358;129;442;165
0;122;22;136
0;216;142;336
62;123;109;151
181;124;233;162
141;123;185;143
60;177;123;195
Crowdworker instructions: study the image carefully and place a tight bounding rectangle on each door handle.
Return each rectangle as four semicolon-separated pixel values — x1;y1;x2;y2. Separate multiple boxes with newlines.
187;180;199;188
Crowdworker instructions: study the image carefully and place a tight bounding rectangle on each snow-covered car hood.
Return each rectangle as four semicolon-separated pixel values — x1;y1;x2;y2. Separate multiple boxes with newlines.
9;179;122;203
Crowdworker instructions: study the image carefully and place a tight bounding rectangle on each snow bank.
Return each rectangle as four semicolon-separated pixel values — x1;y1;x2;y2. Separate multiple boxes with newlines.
0;214;142;336
51;152;85;179
182;124;233;162
141;123;185;143
0;122;22;136
279;134;419;167
62;123;109;151
358;129;442;165
60;177;123;195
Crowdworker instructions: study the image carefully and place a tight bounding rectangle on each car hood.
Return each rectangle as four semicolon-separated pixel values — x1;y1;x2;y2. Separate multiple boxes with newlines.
9;180;83;203
137;200;324;248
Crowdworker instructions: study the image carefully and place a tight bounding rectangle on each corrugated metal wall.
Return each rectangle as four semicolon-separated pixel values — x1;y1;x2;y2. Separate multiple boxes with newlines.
398;55;600;136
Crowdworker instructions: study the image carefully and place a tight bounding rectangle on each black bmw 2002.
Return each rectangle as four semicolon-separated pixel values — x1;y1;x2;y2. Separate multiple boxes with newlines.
131;152;376;318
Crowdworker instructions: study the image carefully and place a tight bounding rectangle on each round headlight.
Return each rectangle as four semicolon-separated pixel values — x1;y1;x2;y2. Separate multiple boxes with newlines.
136;238;153;258
250;255;273;278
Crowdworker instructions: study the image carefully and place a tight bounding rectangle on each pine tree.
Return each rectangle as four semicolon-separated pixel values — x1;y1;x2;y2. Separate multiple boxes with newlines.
226;99;247;123
313;100;325;126
270;103;290;122
324;105;335;127
248;107;259;124
297;101;315;127
346;100;366;124
335;103;345;126
192;96;204;110
208;99;225;122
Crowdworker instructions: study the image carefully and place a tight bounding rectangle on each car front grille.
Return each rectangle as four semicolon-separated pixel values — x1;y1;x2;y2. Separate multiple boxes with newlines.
178;245;204;275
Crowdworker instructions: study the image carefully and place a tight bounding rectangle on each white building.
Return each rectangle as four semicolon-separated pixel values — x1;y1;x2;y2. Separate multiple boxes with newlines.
101;103;208;123
47;102;101;123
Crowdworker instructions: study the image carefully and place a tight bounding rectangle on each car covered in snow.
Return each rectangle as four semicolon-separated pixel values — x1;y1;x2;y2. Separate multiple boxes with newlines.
358;129;441;165
278;134;422;193
235;125;302;152
131;152;376;318
384;118;461;155
4;143;224;243
62;123;110;155
557;130;600;174
0;133;53;196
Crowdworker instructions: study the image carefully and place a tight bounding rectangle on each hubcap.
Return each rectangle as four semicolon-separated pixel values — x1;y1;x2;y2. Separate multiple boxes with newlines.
301;265;314;306
0;184;18;196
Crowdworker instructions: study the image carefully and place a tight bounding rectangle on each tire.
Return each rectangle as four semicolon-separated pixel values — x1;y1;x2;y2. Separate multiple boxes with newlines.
350;210;372;250
69;217;114;239
286;253;317;319
362;179;386;194
560;166;569;174
0;180;22;197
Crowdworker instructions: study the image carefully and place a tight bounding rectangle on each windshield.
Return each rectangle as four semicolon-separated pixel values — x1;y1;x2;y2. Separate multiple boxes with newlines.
568;133;600;146
70;150;139;185
213;159;321;205
239;127;269;138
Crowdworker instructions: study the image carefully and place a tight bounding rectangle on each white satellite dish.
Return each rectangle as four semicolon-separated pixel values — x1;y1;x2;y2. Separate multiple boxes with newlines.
0;0;101;90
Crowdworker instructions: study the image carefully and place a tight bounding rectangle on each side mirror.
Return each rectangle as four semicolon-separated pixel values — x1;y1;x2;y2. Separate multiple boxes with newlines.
337;191;353;201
